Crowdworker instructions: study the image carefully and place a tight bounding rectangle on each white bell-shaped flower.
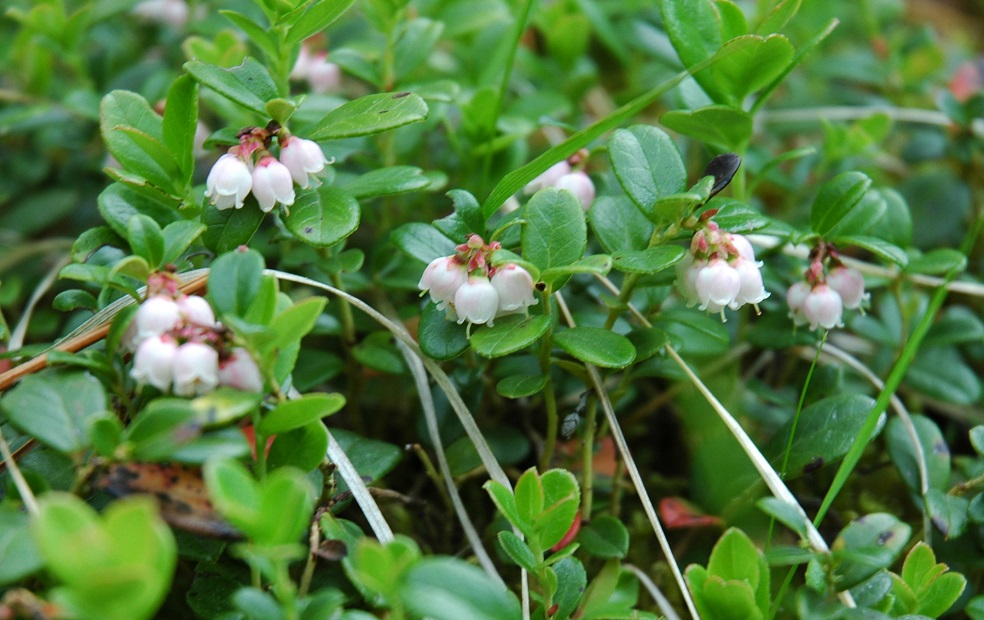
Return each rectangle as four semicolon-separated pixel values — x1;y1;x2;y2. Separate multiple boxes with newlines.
205;153;253;210
279;137;329;189
172;342;220;397
418;256;468;310
802;284;844;331
454;276;500;326
131;335;179;391
491;264;538;313
826;265;868;310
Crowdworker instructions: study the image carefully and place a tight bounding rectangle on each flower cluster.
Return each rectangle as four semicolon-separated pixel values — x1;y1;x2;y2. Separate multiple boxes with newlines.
787;250;868;330
524;150;596;211
418;235;538;328
290;43;341;94
128;275;264;395
675;222;769;321
205;123;329;213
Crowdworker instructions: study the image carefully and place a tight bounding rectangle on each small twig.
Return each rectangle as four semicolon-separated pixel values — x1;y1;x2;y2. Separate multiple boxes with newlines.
623;564;682;620
0;426;38;516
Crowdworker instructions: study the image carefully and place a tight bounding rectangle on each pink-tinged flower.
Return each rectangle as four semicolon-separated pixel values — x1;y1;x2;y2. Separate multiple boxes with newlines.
491;264;538;313
205;153;253;210
131;335;179;391
454;276;500;326
786;280;811;326
695;258;740;314
418;256;468;310
307;55;341;94
172;342;220;397
555;171;595;211
132;295;182;346
826;265;868;310
675;253;702;306
219;348;264;392
729;234;756;261
177;295;216;327
524;161;572;194
730;257;770;309
290;46;315;81
802;284;844;331
193;121;211;159
279;136;328;189
251;156;296;213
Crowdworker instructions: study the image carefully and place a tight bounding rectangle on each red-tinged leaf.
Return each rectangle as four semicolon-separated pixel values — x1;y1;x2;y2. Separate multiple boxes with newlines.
659;497;723;529
551;511;583;552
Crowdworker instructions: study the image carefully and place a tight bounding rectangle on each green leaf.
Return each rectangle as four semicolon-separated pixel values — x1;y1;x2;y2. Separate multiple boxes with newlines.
611;245;686;275
498;530;537;571
53;289;98;312
201;203;265;254
190;388;264;428
87;414;124;458
308;92;429;141
331;429;403;486
832;513;911;590
470;314;552;358
707;528;764;590
127;214;166;268
899;543;966;617
220;11;277;61
72;226;126;262
659;0;722;77
342;166;431;199
100;90;178;193
588;195;654;253
496;374;549;399
972;426;984;455
765;394;880;477
553;327;636;369
283;185;361;248
539;255;613;285
702;34;795;105
184;58;278;115
626;327;670;363
925;489;968;540
0;511;43;584
756;498;808;538
702;576;762;620
418;302;469;360
907;346;981;405
267;422;329;472
514;468;545;532
2;370;106;454
756;0;801;34
260;394;345;435
765;546;816;567
536;469;580;551
267;297;327;353
126;399;200;461
162;75;199;187
907;248;967;275
485;480;523;533
577;515;629;559
609;126;687;218
661;106;753;150
886;414;950;493
552;557;587;620
809;171;872;237
98;183;179;239
521;188;586;274
392;223;457;264
208;247;265;318
828;234;908;267
652;309;730;356
161;220;205;265
401;558;522;620
285;0;358;46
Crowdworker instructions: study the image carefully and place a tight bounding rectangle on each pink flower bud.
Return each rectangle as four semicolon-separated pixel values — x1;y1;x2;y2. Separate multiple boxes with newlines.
176;295;216;327
524;161;571;194
418;256;468;310
826;265;868;310
453;276;500;326
252;156;296;213
802;284;844;331
205;153;253;210
172;342;219;397
786;280;811;326
219;348;264;392
695;258;740;313
132;295;182;346
555;171;595;210
730;257;770;309
279;137;328;189
491;264;538;313
131;335;179;391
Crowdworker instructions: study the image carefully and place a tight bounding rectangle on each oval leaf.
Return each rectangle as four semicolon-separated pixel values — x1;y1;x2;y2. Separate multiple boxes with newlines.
553;327;636;369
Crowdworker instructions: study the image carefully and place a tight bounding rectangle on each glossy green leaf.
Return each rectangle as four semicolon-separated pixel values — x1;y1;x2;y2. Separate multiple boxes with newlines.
260;394;343;436
401;558;522;620
190;388;264;428
2;370;106;454
100;90;177;192
577;515;629;559
588;195;654;253
756;0;800;34
161;220;206;264
514;468;545;531
659;0;722;77
331;429;403;485
266;422;329;472
184;58;278;115
925;489;968;540
652;309;730;356
162;75;199;187
418;301;469;360
392;223;457;264
285;0;358;46
809;171;871;237
765;394;879;477
886;414;950;494
220;11;277;61
496;374;549;398
470;314;551;358
661;106;753;150
71;226;125;262
342;166;431;199
498;530;537;571
98;183;179;239
522;188;586;275
756;497;808;538
906;248;967;275
611;245;686;275
552;557;587;620
553;327;636;369
126;399;200;461
283;185;360;248
609;126;687;218
539;255;612;285
907;346;982;405
201;203;265;254
127;214;165;268
703;34;795;105
832;513;911;590
0;511;43;584
53;289;98;312
536;469;580;551
208;247;265;318
899;542;966;617
709;199;770;233
308;92;428;140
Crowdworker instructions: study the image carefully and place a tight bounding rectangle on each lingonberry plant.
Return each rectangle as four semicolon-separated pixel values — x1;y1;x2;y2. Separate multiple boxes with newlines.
2;0;984;618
